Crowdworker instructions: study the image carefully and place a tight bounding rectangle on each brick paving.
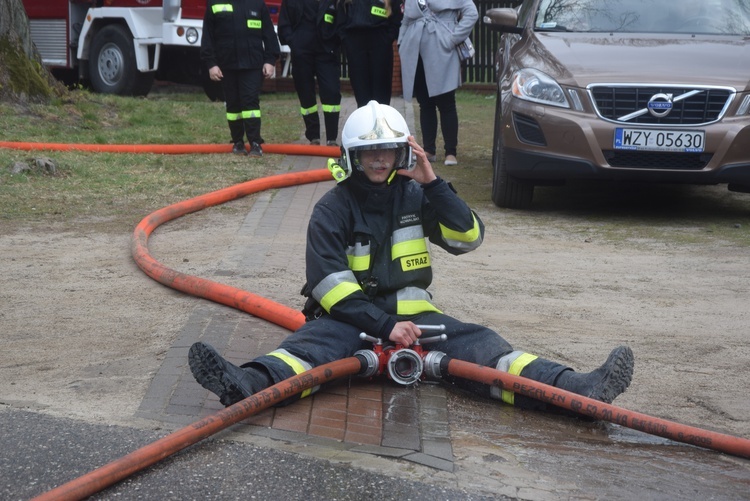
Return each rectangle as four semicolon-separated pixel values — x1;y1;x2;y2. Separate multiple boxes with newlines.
136;97;455;471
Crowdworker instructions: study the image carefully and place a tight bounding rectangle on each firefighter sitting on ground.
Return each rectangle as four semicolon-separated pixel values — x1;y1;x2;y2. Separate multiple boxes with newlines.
201;0;280;157
189;101;635;412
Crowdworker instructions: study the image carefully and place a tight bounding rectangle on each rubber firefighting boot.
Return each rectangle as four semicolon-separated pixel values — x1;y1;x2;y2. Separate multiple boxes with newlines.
323;108;340;146
496;346;634;411
303;112;321;144
188;342;271;407
228;120;245;154
553;346;634;404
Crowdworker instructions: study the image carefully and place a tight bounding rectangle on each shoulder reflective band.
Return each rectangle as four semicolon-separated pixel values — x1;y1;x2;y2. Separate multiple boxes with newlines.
371;6;387;17
267;349;317;398
324;13;334;23
439;214;482;251
492;351;539;405
247;19;262;29
212;4;233;13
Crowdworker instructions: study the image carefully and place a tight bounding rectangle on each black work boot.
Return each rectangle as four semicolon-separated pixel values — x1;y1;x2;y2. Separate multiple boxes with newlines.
554;346;634;404
188;342;269;406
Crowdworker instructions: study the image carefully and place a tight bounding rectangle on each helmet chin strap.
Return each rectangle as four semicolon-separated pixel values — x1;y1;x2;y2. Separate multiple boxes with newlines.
387;169;398;185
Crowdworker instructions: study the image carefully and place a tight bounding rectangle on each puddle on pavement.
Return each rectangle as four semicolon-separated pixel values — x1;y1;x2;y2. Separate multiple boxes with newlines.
447;391;750;499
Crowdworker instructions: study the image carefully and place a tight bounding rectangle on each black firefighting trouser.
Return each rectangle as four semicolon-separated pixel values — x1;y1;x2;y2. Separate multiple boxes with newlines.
221;68;264;144
343;29;394;107
248;311;571;409
290;47;341;143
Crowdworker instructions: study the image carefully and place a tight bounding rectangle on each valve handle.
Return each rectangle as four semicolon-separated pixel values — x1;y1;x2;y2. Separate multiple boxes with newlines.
415;333;447;345
415;324;446;332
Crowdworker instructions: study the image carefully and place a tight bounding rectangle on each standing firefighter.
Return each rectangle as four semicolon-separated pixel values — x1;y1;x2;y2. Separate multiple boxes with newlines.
278;0;342;146
189;101;635;413
201;0;281;156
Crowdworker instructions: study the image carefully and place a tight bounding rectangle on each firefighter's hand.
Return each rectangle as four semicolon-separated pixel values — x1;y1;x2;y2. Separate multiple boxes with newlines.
398;136;438;185
388;321;422;347
209;66;223;81
262;63;275;78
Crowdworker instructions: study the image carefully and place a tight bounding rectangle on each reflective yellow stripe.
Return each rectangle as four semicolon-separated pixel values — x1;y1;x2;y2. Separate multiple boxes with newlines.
439;214;482;250
396;299;441;316
371;6;387;17
322;103;340;113
212;4;233;13
241;109;261;118
226;112;241;121
300;104;318;116
324;13;334;24
347;254;370;272
247;19;262;29
501;353;538;405
319;281;361;312
268;351;313;398
391;238;428;260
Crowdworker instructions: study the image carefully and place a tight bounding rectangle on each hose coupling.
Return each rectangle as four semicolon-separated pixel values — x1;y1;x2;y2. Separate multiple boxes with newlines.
423;351;447;380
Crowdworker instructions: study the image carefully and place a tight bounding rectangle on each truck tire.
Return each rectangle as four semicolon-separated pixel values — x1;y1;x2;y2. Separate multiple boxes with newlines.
89;24;155;96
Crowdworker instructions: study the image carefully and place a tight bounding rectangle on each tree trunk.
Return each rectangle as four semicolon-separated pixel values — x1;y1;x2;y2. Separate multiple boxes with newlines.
0;0;67;103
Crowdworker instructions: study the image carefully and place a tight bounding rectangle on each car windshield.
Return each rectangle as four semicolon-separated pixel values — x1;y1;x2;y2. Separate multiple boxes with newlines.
534;0;750;35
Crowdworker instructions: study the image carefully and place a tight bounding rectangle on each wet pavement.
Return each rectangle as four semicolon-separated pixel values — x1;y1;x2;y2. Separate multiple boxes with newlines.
5;96;750;500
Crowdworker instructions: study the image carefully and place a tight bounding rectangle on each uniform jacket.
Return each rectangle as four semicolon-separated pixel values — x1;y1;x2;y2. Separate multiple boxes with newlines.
278;0;340;54
201;0;281;70
337;0;403;41
302;174;484;339
397;0;477;100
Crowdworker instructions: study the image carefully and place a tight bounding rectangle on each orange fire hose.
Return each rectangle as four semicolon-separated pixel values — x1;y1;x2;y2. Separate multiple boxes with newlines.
132;168;332;331
31;356;366;501
444;357;750;459
0;140;340;157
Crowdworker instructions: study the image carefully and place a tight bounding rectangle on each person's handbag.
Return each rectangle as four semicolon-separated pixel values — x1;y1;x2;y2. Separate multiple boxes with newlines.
456;37;475;61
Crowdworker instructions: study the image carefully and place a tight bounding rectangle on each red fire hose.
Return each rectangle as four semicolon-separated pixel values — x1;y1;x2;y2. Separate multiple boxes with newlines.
31;356;366;501
441;357;750;459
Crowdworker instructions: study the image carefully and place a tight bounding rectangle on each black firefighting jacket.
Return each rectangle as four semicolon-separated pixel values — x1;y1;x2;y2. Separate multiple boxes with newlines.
278;0;340;54
201;0;281;70
302;174;484;340
337;0;403;41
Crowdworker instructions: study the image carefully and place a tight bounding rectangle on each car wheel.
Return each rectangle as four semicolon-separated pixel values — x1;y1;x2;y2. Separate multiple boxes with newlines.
491;94;534;209
89;25;154;96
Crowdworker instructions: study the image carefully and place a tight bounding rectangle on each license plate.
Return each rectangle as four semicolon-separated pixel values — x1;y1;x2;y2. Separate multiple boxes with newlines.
614;128;705;153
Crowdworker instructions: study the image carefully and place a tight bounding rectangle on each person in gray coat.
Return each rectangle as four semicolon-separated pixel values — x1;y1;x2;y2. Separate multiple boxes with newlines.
398;0;477;166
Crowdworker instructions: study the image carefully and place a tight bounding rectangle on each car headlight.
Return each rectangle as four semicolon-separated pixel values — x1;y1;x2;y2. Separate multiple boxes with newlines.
511;68;569;108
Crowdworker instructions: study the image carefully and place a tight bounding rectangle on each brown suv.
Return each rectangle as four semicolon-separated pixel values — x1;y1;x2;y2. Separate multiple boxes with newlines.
484;0;750;209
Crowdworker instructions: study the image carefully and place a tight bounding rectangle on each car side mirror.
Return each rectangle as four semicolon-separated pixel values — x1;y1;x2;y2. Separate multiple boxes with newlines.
483;8;524;34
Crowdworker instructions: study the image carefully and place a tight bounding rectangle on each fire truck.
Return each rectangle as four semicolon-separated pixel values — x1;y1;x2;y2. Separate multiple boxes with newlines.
22;0;281;98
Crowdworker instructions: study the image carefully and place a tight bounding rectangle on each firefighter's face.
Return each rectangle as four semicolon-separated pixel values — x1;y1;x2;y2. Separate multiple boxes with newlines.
358;148;397;184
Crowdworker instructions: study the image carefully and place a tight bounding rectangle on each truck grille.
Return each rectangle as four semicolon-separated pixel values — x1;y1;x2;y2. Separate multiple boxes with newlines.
590;86;733;126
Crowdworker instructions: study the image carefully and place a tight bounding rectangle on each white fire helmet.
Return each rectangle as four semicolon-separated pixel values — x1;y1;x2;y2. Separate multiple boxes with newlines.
333;100;413;182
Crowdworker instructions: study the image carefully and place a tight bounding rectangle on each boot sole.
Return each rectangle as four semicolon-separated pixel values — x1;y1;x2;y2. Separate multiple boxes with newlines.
188;342;246;406
589;346;634;404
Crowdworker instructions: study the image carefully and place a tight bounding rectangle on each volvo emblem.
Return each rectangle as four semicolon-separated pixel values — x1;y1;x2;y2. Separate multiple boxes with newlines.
648;93;674;117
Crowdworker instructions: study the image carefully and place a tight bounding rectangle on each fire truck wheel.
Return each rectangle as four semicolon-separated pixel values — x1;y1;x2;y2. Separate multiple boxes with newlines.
89;24;155;96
